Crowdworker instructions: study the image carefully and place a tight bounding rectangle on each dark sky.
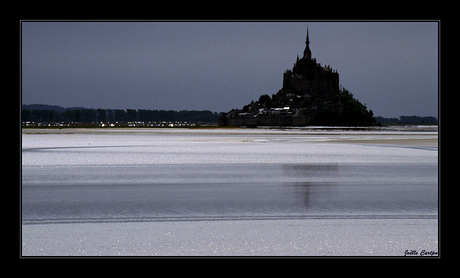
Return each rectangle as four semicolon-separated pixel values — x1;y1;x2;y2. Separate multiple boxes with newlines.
21;21;438;117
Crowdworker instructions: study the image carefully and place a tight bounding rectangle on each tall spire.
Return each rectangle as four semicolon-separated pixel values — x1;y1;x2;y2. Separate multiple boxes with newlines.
306;26;310;44
303;26;311;59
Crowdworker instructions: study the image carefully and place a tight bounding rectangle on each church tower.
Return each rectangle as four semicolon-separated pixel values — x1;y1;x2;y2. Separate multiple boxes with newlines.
284;26;339;94
303;27;311;59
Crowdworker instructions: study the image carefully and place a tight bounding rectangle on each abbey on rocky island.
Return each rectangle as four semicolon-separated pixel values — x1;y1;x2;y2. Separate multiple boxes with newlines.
219;27;375;126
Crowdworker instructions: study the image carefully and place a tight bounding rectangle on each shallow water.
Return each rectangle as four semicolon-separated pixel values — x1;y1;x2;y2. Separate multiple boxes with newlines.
22;129;438;223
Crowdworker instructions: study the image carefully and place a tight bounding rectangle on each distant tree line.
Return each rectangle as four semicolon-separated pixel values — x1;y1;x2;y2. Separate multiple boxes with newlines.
22;106;220;123
374;115;438;125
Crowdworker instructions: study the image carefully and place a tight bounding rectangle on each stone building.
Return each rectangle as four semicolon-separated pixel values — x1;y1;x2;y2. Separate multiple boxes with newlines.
281;28;339;98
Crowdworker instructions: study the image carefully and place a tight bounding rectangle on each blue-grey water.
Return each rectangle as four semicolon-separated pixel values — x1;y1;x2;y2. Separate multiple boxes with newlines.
22;129;438;224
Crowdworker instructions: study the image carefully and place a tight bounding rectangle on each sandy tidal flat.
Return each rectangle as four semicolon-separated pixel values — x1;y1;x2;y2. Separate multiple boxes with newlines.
22;127;438;256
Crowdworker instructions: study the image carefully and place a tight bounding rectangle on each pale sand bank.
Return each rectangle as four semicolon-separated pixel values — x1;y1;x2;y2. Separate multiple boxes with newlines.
324;138;438;146
22;127;438;147
22;218;438;256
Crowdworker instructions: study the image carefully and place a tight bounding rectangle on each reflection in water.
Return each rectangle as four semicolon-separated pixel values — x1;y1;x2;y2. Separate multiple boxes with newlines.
282;163;339;178
282;164;339;213
281;163;437;216
285;182;339;213
22;162;438;222
280;162;438;215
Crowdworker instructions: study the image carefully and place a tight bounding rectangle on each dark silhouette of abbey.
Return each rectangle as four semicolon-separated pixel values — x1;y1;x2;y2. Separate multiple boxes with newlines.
219;28;375;126
282;28;339;98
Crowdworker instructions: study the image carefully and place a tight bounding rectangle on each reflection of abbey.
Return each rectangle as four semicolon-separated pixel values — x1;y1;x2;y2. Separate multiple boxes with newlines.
219;27;376;126
282;28;339;99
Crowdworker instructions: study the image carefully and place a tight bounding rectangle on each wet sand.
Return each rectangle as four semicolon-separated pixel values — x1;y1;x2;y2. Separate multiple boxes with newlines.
22;218;438;256
324;137;438;146
22;127;438;147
